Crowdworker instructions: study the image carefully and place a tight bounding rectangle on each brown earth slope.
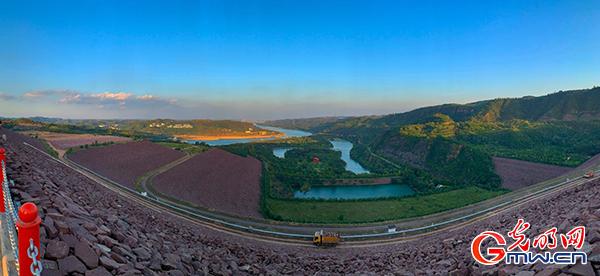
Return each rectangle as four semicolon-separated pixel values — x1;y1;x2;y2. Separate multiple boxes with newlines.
153;148;262;218
68;140;185;189
21;131;132;150
493;157;572;190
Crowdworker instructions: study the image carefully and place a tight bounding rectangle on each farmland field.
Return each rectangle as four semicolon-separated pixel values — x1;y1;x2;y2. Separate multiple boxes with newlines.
152;148;262;218
68;140;185;189
492;157;571;190
21;130;131;150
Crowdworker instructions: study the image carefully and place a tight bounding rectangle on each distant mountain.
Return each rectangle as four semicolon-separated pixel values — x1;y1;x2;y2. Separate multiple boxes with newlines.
273;87;600;190
4;118;282;141
317;87;600;134
264;116;349;131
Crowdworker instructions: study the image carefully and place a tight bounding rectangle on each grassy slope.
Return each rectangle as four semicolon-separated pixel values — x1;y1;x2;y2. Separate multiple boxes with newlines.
265;186;506;224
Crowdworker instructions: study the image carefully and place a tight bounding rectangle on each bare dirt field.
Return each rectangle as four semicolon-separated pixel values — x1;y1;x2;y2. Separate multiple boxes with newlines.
152;148;262;218
493;157;572;190
21;131;131;150
68;140;185;189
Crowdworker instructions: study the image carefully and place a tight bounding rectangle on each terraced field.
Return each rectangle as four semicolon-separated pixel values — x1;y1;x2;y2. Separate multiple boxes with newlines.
152;148;262;218
68;140;185;189
21;131;131;150
493;157;572;190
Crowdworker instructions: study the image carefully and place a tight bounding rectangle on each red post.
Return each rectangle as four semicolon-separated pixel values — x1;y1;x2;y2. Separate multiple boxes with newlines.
0;147;5;213
17;202;42;276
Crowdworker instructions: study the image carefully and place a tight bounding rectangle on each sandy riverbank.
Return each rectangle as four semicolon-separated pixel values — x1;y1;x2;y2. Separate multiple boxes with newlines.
175;133;285;141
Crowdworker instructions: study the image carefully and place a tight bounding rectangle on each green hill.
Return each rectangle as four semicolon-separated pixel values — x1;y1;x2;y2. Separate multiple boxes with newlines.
5;118;281;140
266;87;600;192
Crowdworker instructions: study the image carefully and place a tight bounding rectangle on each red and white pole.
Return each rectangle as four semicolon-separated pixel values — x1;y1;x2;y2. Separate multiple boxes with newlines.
17;202;42;276
0;147;6;213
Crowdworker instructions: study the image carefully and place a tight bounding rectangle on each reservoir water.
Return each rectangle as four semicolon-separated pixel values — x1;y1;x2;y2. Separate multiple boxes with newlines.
330;139;370;174
273;148;292;158
187;125;312;146
294;184;415;200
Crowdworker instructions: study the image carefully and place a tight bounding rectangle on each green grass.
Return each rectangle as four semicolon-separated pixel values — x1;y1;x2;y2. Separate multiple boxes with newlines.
264;186;506;224
156;141;209;155
40;140;59;158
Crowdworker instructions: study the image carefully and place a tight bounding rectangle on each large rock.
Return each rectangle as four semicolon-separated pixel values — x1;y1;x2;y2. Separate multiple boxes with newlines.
45;240;69;260
162;253;182;270
85;266;112;276
133;247;151;261
99;255;122;271
75;241;99;268
58;255;87;274
565;263;595;276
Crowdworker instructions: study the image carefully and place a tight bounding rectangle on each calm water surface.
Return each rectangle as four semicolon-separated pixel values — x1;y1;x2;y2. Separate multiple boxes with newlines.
294;184;415;200
273;148;292;158
330;139;370;174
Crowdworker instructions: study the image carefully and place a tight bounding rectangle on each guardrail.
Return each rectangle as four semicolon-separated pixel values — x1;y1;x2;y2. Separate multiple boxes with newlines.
1;148;42;276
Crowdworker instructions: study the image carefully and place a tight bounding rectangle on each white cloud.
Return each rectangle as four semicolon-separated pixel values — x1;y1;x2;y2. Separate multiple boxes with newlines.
59;93;82;103
91;92;132;101
136;94;156;100
17;90;178;111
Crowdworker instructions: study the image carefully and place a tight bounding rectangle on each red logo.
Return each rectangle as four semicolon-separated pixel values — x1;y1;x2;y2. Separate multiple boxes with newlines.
471;231;506;265
471;219;587;265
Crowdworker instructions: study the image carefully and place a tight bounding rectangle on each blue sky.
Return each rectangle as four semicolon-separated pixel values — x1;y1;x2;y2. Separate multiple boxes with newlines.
1;0;599;120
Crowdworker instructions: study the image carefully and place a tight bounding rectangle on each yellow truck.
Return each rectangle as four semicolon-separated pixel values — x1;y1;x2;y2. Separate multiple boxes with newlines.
313;230;341;246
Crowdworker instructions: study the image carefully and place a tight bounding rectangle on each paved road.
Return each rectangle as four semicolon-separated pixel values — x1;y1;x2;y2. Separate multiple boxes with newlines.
24;141;600;247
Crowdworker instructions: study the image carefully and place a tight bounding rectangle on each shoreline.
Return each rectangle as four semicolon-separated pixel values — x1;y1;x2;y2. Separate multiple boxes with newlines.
175;133;285;141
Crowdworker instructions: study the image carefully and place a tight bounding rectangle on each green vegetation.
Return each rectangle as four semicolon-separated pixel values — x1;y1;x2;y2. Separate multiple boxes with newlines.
292;87;600;189
458;121;600;167
156;141;210;155
222;136;371;198
264;116;346;131
40;140;59;158
253;87;600;224
65;141;118;155
265;186;506;223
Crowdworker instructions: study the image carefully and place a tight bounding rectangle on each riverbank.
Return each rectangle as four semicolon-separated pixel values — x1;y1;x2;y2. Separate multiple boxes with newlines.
321;177;392;186
175;133;285;141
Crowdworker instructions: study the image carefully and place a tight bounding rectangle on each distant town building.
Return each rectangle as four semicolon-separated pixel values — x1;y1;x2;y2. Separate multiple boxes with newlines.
148;122;193;129
312;156;320;164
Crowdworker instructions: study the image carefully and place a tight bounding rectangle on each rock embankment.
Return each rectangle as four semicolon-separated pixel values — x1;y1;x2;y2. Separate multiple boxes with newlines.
1;128;599;275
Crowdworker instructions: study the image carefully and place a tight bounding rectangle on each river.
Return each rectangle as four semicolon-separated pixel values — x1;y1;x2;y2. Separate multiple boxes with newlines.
188;125;413;199
330;139;370;174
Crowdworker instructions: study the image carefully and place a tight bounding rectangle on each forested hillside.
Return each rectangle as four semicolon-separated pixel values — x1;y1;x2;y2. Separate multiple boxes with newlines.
265;87;600;192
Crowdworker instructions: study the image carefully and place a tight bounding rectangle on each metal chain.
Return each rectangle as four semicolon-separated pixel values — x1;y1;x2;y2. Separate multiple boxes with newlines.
7;180;19;224
4;178;19;225
26;239;42;276
2;160;20;271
